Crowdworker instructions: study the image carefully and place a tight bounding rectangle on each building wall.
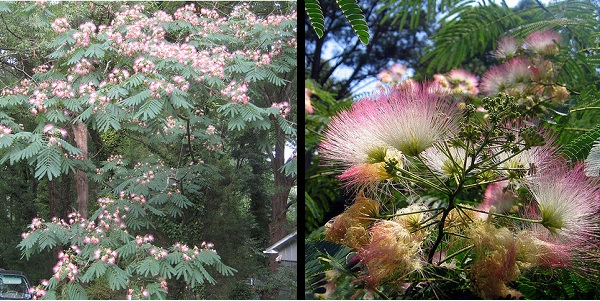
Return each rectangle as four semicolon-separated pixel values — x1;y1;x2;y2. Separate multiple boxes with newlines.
278;240;297;262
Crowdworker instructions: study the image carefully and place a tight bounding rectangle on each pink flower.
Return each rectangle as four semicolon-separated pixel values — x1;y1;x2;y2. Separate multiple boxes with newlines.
494;36;519;60
478;180;517;213
481;57;533;96
446;69;479;95
527;163;600;241
516;227;573;269
320;97;392;167
524;30;562;56
373;83;459;156
357;220;424;288
337;163;392;188
43;124;54;134
51;18;70;33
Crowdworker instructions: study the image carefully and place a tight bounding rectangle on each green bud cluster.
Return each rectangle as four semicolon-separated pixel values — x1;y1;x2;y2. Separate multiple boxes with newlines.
519;126;546;149
482;94;520;124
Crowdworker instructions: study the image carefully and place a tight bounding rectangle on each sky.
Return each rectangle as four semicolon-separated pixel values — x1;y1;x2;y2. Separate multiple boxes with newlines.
322;0;553;97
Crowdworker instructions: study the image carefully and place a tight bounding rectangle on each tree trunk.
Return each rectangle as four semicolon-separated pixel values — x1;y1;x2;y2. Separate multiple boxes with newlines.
268;121;296;273
71;121;89;219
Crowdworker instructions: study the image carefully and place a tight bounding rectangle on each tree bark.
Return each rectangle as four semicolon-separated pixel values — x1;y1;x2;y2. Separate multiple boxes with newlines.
71;121;89;219
268;121;296;273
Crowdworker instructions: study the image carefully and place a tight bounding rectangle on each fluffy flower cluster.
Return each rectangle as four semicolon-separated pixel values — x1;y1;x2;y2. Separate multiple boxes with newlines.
482;30;569;108
320;83;459;187
108;68;130;83
52;251;79;282
72;58;95;75
51;17;70;33
0;124;12;137
377;63;407;84
527;164;600;240
433;69;479;95
271;101;290;118
221;81;249;104
132;56;155;74
42;124;67;147
93;247;118;265
135;234;154;245
51;81;75;99
358;218;426;288
325;195;379;249
468;222;521;299
29;284;48;300
72;22;96;47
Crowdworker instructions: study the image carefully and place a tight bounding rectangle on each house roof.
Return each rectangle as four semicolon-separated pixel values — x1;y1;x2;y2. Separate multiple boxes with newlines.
263;231;297;254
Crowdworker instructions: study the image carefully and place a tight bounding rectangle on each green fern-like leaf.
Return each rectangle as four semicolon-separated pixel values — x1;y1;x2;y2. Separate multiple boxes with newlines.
120;89;152;106
335;0;370;45
305;240;353;297
63;282;87;300
81;261;108;283
280;155;297;178
277;115;296;136
423;3;523;73
84;43;106;59
10;137;43;164
35;146;62;180
562;124;600;161
106;265;129;291
0;3;12;13
67;48;86;66
138;257;161;277
135;98;164;120
305;0;325;38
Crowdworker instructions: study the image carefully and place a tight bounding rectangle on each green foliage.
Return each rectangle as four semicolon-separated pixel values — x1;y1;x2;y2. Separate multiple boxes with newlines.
305;0;325;38
421;0;600;74
422;3;523;73
305;240;353;299
335;0;370;45
18;202;236;298
305;80;352;234
378;0;469;30
562;124;600;161
517;269;600;299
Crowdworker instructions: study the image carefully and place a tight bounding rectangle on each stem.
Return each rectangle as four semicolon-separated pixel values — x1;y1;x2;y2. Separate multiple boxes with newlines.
416;153;450;190
446;232;470;239
456;204;542;224
393;166;450;194
438;245;474;265
471;141;530;179
462;176;510;189
564;127;592;132
570;106;600;113
427;201;454;264
380;207;443;218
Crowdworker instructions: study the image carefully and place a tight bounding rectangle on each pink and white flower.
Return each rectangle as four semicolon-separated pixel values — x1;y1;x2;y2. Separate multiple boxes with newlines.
524;30;562;56
527;163;600;240
373;83;459;156
494;36;520;60
481;57;533;96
